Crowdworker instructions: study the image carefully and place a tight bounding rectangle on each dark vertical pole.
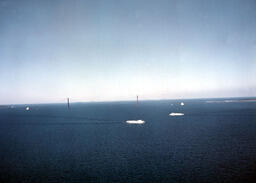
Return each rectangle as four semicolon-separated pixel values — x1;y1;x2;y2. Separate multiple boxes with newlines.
67;98;70;109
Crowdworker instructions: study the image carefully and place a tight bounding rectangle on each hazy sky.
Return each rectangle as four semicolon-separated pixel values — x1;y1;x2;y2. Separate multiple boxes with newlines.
0;0;256;104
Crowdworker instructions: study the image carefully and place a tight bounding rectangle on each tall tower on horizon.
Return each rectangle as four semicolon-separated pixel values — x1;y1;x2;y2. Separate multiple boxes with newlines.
67;98;70;109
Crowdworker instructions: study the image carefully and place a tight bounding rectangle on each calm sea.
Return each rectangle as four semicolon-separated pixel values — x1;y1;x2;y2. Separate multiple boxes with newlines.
0;98;256;182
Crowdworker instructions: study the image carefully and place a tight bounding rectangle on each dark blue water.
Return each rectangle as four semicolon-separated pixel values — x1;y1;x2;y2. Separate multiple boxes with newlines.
0;99;256;182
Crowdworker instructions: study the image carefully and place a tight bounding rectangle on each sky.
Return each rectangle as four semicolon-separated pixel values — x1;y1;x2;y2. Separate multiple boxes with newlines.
0;0;255;104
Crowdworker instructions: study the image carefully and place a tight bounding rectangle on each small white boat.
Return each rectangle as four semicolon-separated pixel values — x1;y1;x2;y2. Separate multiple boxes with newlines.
169;112;184;116
180;102;184;106
126;120;145;124
26;107;30;111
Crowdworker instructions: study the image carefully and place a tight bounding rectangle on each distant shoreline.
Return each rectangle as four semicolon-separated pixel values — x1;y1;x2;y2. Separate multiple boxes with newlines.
1;96;256;106
206;99;256;103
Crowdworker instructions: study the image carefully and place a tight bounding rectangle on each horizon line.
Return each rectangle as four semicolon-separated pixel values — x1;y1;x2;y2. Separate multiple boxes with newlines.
1;95;256;106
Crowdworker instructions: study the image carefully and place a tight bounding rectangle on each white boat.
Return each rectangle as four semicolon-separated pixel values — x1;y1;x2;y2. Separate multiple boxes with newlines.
169;112;184;116
126;120;145;124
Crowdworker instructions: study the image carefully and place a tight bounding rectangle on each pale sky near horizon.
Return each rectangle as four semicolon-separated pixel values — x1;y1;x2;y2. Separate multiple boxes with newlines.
0;0;256;104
